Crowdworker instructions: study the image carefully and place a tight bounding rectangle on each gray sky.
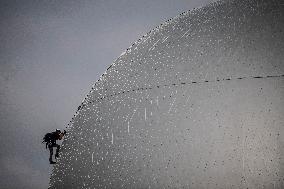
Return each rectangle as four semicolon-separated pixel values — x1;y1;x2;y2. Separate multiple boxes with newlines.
0;0;213;188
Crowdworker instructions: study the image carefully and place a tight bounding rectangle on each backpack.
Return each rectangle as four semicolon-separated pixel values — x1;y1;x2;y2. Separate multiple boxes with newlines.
42;133;53;148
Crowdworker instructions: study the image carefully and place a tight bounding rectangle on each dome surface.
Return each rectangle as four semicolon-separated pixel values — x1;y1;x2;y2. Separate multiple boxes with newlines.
50;0;284;188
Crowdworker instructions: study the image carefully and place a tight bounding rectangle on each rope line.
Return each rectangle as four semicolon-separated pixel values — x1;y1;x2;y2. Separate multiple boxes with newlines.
84;74;284;106
67;74;284;127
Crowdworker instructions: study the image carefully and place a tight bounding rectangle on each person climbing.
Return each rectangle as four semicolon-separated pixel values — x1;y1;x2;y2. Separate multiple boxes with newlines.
42;129;66;164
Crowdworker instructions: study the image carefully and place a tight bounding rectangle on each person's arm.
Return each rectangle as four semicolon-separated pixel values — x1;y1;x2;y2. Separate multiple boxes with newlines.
59;130;66;140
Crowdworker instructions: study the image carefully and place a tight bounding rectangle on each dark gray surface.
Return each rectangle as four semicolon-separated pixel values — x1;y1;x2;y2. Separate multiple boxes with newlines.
50;0;284;188
0;1;213;188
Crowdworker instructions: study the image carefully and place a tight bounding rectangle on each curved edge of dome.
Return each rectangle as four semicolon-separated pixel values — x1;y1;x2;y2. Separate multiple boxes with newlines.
65;0;223;130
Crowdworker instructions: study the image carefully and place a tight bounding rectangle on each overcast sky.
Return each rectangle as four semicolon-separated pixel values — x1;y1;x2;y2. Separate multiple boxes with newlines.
0;0;214;188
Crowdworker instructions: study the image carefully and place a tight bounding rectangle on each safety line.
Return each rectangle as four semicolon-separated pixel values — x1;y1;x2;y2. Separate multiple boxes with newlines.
67;74;284;127
82;74;284;107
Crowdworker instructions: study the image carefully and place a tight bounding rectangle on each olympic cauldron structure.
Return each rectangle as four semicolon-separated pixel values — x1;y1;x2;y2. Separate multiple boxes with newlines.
50;0;284;188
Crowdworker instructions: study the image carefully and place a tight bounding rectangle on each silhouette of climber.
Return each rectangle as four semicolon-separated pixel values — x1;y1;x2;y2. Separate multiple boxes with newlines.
43;129;66;164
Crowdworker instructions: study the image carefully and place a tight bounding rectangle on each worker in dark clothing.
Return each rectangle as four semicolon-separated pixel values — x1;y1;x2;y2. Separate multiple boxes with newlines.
43;129;66;164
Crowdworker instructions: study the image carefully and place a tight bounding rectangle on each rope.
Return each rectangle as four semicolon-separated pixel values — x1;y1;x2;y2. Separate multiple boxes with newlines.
88;74;284;103
66;73;284;128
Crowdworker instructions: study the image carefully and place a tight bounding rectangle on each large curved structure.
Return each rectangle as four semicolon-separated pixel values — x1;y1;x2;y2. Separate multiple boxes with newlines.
50;0;284;188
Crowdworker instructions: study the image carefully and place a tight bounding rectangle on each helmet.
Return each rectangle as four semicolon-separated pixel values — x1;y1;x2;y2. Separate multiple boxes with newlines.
55;129;61;133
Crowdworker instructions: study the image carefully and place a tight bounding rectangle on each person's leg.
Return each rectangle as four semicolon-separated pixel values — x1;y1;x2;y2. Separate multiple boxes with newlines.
55;144;60;158
48;145;54;163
